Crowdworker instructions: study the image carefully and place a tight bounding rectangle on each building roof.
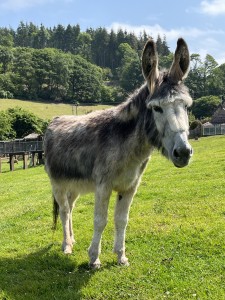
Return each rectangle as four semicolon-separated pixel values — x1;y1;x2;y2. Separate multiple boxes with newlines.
203;122;214;128
23;133;40;140
211;102;225;124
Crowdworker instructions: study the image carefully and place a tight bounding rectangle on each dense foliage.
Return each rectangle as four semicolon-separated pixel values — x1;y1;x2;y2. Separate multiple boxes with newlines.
0;107;47;139
191;95;221;120
0;22;225;119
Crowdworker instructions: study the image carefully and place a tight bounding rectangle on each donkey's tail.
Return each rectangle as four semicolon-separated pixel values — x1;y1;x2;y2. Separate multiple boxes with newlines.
52;196;59;231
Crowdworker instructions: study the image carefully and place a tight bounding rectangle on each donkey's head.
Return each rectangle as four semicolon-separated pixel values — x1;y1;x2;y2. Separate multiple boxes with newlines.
142;38;193;168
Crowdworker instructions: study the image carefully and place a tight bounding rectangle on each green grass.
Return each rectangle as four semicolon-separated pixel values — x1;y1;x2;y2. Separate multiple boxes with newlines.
0;98;111;120
1;136;225;299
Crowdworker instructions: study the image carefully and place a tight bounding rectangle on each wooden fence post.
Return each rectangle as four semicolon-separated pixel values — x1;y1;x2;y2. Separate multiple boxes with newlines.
9;154;14;171
38;152;44;164
31;153;37;166
23;154;28;169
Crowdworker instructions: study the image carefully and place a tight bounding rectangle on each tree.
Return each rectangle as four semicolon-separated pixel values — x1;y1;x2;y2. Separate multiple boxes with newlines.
117;43;142;93
162;35;170;56
0;28;14;47
207;63;225;97
27;22;39;48
191;95;221;119
107;29;118;70
0;46;13;73
64;24;80;53
69;55;103;103
186;54;218;99
91;28;109;67
100;85;117;103
50;52;73;101
32;48;54;99
0;111;15;140
156;35;170;56
159;53;173;69
120;58;142;93
76;32;92;61
15;21;30;47
51;25;65;50
0;73;15;98
11;47;35;99
35;24;50;49
7;107;47;138
32;48;73;101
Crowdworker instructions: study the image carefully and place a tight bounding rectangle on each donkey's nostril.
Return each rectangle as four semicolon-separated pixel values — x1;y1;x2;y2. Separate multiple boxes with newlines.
172;145;192;167
173;149;180;158
173;147;192;160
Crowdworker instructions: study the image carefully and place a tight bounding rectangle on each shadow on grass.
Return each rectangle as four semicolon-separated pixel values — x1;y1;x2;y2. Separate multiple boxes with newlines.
0;244;95;300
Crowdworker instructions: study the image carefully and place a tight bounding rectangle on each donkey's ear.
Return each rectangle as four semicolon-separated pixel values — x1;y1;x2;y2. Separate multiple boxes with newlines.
169;38;190;83
142;39;159;96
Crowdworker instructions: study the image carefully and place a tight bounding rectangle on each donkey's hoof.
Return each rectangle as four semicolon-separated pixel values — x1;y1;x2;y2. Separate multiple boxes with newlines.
89;258;101;270
71;238;76;245
62;244;73;254
118;257;129;267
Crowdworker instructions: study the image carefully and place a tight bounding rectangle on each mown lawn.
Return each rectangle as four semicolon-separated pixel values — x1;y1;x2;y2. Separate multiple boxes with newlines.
0;98;111;120
0;136;225;299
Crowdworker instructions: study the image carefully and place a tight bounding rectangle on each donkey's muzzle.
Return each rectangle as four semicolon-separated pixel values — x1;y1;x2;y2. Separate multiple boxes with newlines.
172;145;193;168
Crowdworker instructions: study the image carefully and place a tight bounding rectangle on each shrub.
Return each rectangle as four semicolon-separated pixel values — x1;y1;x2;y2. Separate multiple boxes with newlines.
190;120;202;130
0;111;16;140
7;107;48;138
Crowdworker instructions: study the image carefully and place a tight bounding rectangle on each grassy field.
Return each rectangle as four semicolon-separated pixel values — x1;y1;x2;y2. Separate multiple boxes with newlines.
0;135;225;299
0;98;111;120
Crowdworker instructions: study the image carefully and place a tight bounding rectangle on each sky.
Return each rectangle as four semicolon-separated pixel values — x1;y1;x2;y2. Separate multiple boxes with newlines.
0;0;225;65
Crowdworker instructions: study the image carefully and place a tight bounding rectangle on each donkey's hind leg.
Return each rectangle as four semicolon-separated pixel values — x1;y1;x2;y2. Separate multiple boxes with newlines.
88;184;111;269
53;186;74;254
114;187;137;266
67;191;79;245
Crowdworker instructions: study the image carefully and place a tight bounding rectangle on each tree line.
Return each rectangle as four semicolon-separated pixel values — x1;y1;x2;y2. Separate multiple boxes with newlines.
0;22;170;103
0;22;225;121
0;22;170;68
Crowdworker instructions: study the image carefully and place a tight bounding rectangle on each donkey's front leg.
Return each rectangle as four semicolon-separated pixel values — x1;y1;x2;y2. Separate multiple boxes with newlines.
114;188;136;266
88;185;111;269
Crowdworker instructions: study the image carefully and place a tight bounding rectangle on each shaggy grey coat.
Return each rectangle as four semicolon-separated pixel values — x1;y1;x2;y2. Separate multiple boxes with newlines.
44;38;193;268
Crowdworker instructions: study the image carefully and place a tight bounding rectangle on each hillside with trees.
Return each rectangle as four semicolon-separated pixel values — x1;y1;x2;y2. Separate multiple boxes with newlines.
0;22;225;119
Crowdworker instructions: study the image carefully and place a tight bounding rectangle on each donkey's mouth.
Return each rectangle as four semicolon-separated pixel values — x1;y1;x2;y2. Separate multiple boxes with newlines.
162;147;191;168
173;159;190;168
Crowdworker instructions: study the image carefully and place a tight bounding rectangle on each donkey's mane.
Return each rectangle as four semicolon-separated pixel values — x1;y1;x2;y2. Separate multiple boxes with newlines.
116;83;149;120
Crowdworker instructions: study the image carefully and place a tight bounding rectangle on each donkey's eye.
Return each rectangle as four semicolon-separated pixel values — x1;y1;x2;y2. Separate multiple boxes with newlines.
153;106;163;113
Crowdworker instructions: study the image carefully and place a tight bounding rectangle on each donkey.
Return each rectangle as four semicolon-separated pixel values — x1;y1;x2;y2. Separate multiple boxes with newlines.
44;38;193;269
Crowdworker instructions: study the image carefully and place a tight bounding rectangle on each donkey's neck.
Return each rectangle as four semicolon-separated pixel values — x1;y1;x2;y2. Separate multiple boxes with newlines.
116;83;162;151
116;84;149;121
